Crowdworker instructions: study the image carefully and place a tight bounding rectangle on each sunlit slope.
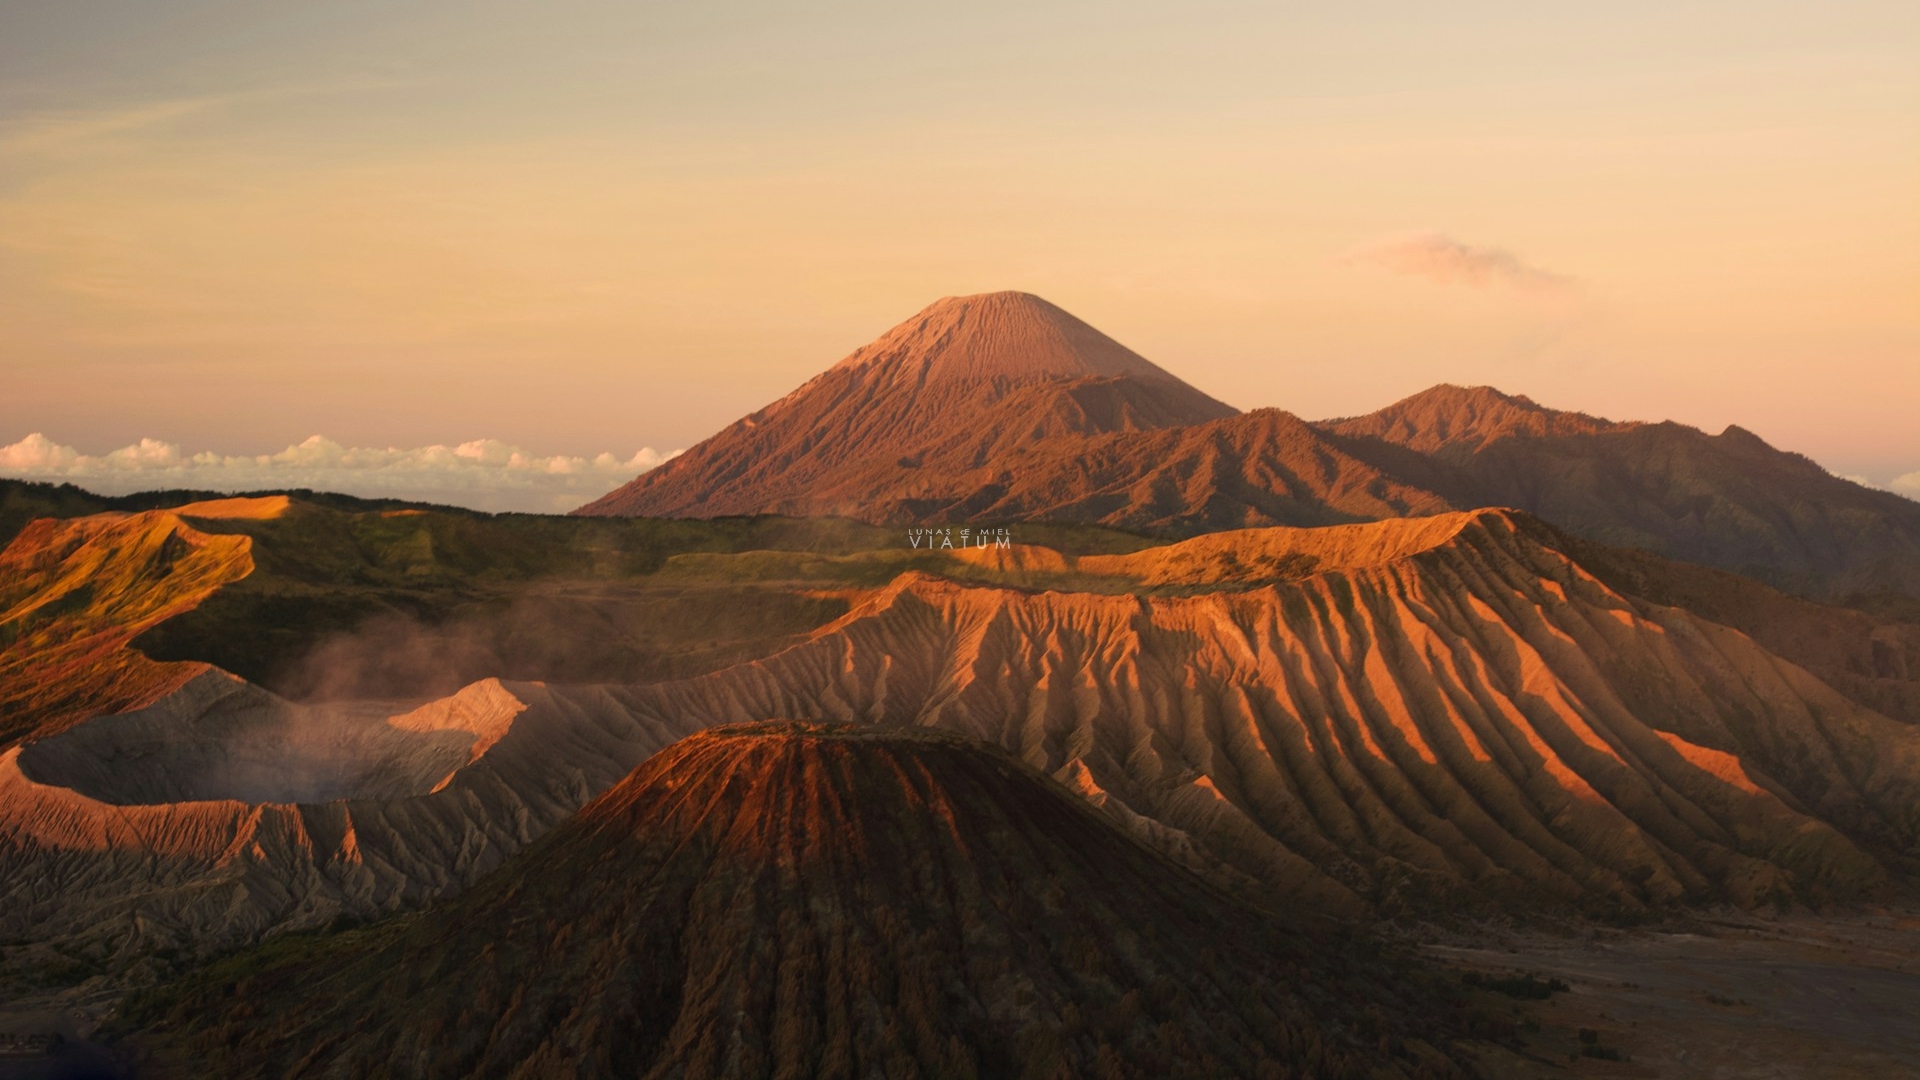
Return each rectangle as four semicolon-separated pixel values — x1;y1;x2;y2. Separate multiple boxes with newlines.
611;509;1920;913
125;724;1473;1080
1;675;706;962
5;502;1919;973
0;503;259;745
578;292;1452;530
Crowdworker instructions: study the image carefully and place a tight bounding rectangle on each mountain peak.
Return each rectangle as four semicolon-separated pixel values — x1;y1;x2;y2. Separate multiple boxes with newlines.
576;293;1239;518
832;290;1185;385
1320;382;1625;456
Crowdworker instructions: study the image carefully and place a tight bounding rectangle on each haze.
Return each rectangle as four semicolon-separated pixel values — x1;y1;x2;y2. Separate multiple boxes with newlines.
2;0;1916;496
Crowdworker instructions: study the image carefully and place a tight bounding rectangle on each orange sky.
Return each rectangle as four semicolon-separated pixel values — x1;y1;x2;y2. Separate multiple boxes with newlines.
1;1;1915;487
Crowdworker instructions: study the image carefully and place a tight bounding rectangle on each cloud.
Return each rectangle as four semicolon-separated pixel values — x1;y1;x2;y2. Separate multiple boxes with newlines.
0;80;406;160
0;433;679;514
1344;231;1578;294
1834;471;1920;503
0;97;225;157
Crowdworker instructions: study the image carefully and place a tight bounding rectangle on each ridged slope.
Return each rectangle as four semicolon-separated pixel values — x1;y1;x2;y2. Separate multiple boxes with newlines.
1320;384;1625;457
0;674;705;959
593;509;1920;913
8;509;1919;964
131;724;1468;1080
0;507;257;746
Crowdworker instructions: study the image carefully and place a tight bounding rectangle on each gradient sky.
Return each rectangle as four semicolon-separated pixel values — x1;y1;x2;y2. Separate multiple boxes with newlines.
2;0;1916;496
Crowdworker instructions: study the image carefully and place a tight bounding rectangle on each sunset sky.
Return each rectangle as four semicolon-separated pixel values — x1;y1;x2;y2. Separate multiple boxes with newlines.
2;0;1916;509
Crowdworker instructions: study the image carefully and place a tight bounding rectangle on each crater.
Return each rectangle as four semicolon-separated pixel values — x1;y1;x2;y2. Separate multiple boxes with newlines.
17;673;482;806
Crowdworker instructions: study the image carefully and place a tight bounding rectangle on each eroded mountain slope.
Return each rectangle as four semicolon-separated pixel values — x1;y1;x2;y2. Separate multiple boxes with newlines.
125;724;1472;1080
6;507;1918;972
0;503;262;746
0;673;705;961
600;509;1920;914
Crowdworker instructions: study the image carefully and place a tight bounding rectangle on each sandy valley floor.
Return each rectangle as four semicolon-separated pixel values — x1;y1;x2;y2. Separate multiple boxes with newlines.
1438;911;1920;1078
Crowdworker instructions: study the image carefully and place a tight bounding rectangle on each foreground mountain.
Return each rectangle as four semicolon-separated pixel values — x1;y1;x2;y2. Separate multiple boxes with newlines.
578;294;1920;608
125;723;1471;1080
10;501;1919;980
610;509;1920;914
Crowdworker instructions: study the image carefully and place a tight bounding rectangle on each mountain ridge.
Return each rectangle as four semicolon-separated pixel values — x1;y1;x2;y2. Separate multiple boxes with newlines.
578;294;1920;608
14;504;1917;967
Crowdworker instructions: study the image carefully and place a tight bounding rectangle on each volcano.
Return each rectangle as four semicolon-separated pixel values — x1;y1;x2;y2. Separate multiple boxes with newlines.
128;723;1469;1080
576;291;1244;520
579;295;1920;607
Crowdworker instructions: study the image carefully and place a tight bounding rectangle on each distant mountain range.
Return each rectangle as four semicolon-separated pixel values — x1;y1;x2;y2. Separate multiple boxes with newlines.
579;291;1920;609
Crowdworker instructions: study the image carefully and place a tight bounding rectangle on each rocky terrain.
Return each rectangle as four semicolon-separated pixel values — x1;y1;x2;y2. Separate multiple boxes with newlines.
0;464;1917;1078
579;292;1920;610
592;509;1920;915
121;723;1473;1080
1434;912;1920;1079
1;673;709;964
6;501;1919;990
0;501;262;746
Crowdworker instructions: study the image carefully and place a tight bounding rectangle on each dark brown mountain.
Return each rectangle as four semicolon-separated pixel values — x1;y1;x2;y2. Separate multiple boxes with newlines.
126;723;1473;1080
1319;384;1920;607
579;297;1920;608
1318;383;1624;455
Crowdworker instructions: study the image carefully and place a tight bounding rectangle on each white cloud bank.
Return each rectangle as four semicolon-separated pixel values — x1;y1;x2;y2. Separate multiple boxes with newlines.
1344;231;1578;295
0;433;679;514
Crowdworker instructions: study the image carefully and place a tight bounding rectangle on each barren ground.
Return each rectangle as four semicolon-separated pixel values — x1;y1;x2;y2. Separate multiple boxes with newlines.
1440;912;1920;1078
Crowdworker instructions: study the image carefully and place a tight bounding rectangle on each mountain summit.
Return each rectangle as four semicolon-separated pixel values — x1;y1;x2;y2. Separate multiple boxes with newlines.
1321;383;1625;457
574;292;1238;519
829;290;1194;385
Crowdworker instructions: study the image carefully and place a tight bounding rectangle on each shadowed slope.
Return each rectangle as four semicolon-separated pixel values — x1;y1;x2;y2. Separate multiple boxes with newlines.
868;407;1453;530
128;724;1470;1080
